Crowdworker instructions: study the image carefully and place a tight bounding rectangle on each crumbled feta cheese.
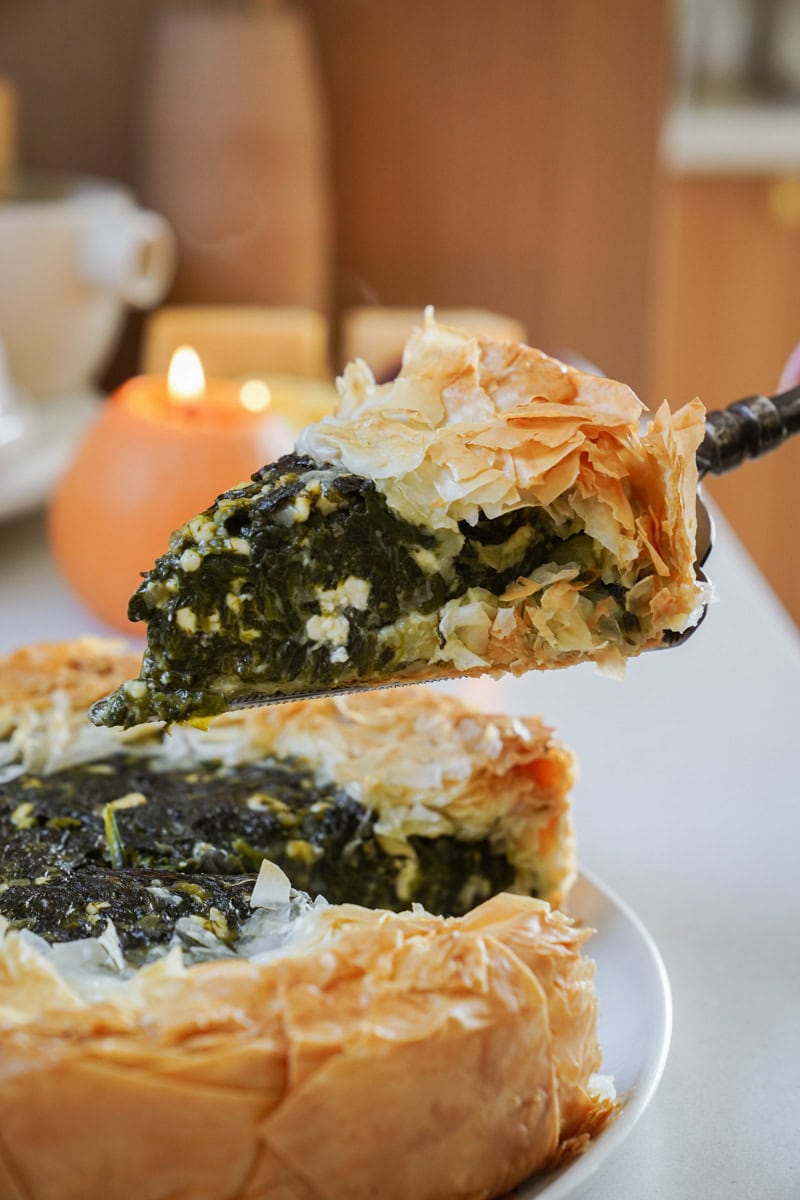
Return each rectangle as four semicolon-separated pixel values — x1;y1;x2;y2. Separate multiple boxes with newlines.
293;495;311;523
316;493;340;517
272;493;312;527
411;547;442;575
203;611;222;634
176;607;197;634
316;576;371;615
179;548;202;572
306;614;349;647
145;577;180;605
124;680;148;700
10;802;35;830
188;516;216;544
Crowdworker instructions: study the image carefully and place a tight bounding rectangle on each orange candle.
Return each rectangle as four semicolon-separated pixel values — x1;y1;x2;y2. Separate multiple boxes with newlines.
49;347;304;633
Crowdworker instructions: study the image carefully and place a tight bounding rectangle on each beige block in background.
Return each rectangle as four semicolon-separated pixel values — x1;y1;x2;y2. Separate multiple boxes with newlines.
141;306;330;379
341;308;527;380
0;76;17;197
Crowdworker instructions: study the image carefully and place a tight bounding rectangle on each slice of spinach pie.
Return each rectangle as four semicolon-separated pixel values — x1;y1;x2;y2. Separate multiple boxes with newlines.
0;639;576;960
91;311;710;728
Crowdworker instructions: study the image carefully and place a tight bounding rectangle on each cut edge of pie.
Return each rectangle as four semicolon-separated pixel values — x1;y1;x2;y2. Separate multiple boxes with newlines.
0;638;577;914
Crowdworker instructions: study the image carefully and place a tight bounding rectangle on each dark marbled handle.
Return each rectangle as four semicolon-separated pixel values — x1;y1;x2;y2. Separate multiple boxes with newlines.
696;386;800;477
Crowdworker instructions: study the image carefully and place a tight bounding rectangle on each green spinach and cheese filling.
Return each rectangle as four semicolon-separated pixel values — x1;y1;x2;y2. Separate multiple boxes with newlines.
0;641;577;965
92;455;637;727
92;314;709;728
0;756;516;961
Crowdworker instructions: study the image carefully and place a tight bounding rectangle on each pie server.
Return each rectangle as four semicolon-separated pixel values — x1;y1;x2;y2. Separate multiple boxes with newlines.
661;382;800;650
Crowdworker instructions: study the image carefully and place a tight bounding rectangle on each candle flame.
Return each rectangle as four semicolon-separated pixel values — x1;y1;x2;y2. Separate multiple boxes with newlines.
239;380;272;413
168;346;205;403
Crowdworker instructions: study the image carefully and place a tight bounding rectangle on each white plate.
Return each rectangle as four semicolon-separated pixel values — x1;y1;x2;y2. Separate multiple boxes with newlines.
0;391;101;523
518;869;672;1199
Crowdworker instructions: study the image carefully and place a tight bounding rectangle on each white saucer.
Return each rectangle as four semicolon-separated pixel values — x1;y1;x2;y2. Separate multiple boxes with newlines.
0;391;102;523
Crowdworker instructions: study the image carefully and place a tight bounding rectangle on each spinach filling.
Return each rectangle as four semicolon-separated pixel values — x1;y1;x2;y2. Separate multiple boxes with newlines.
0;756;516;959
92;452;638;727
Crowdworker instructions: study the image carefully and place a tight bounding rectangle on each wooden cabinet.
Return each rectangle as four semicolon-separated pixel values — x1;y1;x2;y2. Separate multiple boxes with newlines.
647;174;800;624
303;0;671;395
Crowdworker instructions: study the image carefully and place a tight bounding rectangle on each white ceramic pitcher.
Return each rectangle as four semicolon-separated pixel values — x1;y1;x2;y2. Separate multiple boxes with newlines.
0;173;176;398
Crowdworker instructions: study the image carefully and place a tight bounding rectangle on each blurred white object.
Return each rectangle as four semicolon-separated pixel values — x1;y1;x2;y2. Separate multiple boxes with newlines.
676;0;756;100
0;172;176;399
0;389;100;524
768;0;800;97
676;0;800;101
662;101;800;172
0;342;33;458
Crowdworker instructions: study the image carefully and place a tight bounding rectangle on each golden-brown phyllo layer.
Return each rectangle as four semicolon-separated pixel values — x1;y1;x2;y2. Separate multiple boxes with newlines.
90;312;709;728
0;888;615;1200
0;637;142;735
0;639;576;941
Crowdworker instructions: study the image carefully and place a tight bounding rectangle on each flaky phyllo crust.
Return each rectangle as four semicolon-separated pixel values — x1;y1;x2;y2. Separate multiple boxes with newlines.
0;643;608;1199
0;638;143;732
298;312;709;671
0;894;615;1200
0;638;576;908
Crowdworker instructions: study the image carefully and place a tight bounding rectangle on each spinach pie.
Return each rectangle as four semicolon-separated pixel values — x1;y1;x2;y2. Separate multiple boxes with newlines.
91;312;709;728
0;639;613;1200
1;638;576;958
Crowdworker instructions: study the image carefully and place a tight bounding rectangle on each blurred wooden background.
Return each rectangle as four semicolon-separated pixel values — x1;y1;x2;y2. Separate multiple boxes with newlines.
303;0;669;393
1;0;798;622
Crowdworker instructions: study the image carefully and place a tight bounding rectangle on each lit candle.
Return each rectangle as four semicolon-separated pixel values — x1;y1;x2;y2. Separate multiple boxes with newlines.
49;348;334;633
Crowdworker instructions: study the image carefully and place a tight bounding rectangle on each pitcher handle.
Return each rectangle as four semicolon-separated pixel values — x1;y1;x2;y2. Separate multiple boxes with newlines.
81;208;177;309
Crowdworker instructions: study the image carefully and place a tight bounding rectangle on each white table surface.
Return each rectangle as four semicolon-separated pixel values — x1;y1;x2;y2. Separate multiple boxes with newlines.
1;505;799;1199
